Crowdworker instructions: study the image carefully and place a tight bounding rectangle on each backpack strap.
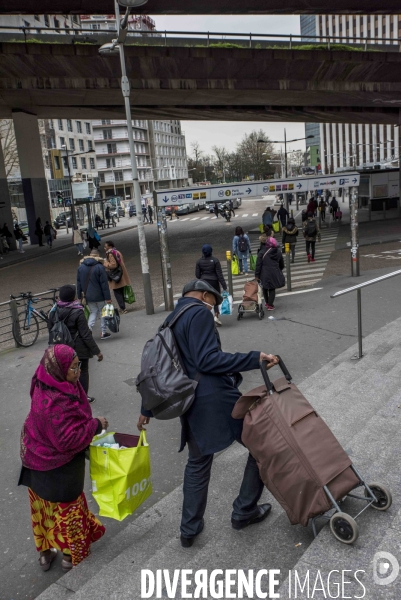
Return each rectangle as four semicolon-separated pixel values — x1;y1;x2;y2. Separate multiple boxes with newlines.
164;302;204;330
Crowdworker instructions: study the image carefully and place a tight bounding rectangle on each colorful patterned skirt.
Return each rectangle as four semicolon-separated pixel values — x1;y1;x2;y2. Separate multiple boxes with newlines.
28;488;105;566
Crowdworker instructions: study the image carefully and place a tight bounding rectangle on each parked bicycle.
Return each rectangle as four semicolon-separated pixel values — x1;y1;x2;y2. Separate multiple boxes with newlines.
10;289;58;347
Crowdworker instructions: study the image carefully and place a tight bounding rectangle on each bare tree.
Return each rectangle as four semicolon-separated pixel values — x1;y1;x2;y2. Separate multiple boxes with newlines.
0;120;19;177
212;146;229;181
237;130;274;180
190;141;203;167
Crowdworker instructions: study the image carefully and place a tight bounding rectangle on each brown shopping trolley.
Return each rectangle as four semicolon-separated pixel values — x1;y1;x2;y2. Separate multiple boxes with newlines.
237;279;265;321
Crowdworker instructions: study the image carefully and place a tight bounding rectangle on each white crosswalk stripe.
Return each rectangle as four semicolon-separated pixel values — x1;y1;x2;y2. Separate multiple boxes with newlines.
242;214;249;217
191;217;200;221
219;227;340;291
201;216;210;220
252;213;258;216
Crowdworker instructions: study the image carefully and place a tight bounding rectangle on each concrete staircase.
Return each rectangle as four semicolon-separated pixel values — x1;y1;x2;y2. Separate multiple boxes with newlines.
36;318;401;600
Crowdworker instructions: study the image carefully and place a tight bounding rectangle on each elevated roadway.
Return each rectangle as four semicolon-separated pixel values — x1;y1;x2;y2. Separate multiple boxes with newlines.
1;0;400;15
0;42;401;124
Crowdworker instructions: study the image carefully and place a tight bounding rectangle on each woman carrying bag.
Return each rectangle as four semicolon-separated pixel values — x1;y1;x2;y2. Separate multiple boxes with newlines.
232;226;251;275
103;240;131;314
255;237;285;311
18;345;108;572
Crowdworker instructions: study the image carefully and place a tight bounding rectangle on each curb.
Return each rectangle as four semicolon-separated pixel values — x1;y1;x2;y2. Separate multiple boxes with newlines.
0;223;138;269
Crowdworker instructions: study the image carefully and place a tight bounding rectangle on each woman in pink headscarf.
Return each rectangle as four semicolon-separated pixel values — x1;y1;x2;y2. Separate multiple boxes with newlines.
19;345;109;572
255;237;285;311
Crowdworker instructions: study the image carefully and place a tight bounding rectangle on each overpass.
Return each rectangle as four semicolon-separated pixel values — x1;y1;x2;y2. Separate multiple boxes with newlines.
1;0;400;15
0;42;401;125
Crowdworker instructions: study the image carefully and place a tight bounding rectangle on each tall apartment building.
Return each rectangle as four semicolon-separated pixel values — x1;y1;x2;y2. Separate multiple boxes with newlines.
94;119;188;199
300;15;400;174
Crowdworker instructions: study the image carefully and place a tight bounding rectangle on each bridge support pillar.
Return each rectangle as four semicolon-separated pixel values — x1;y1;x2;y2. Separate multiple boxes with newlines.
12;111;51;245
0;137;16;250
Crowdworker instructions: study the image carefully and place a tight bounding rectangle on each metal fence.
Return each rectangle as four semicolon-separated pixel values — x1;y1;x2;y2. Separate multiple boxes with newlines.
0;290;58;351
0;25;400;53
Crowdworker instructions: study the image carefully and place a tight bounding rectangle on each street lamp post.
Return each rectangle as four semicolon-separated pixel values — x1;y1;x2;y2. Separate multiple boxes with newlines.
99;0;154;315
258;132;314;210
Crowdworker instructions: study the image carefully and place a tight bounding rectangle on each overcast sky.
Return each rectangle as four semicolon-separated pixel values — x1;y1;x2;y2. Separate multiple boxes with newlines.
153;15;305;159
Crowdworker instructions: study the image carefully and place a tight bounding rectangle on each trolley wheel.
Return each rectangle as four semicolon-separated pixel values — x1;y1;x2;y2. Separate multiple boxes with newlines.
365;483;392;511
258;309;264;320
237;306;243;320
329;512;359;545
12;311;39;347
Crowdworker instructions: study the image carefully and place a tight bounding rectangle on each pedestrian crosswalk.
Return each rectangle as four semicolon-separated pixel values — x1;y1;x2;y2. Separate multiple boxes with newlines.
220;228;340;292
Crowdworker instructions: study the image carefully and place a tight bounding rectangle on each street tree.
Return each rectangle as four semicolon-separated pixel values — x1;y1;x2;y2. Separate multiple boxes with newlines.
238;129;273;180
212;146;229;182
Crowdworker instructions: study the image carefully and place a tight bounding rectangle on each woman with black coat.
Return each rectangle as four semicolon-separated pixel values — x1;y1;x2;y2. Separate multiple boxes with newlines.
47;284;103;403
195;244;227;327
281;217;299;263
255;237;285;311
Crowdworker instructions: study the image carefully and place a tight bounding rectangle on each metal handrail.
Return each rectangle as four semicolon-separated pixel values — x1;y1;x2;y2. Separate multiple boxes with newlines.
0;25;400;51
331;269;401;298
331;269;401;359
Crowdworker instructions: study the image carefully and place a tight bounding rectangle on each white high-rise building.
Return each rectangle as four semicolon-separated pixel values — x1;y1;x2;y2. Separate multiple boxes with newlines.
300;15;401;173
93;119;188;199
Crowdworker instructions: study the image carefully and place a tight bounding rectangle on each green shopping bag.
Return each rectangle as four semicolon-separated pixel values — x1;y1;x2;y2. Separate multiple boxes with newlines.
231;255;239;275
90;430;152;521
84;305;90;320
123;285;136;304
258;224;264;233
249;254;256;271
272;221;280;233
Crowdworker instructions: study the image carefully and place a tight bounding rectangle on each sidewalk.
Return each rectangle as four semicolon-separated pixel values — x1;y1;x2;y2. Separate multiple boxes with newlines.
0;217;138;268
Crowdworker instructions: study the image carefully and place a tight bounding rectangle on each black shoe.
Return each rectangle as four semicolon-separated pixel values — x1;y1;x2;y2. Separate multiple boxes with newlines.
100;333;111;340
180;519;204;548
87;397;96;404
231;503;272;530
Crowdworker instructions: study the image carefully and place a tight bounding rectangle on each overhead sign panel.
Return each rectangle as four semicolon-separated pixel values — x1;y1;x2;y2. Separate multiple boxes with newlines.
154;173;360;206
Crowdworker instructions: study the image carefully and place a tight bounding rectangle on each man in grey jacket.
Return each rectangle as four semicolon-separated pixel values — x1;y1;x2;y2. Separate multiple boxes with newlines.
77;249;112;340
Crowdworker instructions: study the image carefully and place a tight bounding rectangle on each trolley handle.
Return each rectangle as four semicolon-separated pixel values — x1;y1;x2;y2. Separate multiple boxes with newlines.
260;360;274;395
276;355;292;382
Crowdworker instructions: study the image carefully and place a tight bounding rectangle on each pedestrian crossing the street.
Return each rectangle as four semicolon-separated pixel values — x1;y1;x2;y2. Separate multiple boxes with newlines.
220;228;340;292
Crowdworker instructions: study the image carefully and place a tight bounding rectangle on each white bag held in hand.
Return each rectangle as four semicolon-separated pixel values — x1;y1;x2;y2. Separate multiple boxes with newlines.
220;292;233;316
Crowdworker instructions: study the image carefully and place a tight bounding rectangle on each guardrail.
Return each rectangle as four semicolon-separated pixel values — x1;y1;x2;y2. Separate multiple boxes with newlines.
331;270;401;359
0;25;400;52
0;290;57;351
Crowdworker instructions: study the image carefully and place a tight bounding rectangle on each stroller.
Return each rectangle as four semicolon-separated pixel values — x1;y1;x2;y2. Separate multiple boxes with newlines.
237;279;264;321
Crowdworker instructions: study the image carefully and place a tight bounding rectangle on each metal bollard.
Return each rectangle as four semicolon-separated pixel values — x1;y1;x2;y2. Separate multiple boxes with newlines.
290;209;294;218
9;298;20;347
226;250;234;299
285;243;292;292
368;201;371;221
383;201;386;220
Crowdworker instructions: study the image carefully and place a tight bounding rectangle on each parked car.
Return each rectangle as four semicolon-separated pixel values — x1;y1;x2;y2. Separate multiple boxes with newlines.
53;212;72;229
205;202;224;213
128;205;137;217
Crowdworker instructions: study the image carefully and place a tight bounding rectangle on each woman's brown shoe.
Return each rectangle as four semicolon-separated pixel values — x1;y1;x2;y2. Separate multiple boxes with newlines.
39;548;57;571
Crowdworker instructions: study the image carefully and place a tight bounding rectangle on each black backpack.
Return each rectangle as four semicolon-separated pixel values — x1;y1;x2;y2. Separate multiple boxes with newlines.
135;303;201;420
49;308;77;348
305;220;317;237
238;235;248;253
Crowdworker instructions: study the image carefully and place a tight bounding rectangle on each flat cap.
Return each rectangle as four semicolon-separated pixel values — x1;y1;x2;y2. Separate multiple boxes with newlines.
182;279;223;305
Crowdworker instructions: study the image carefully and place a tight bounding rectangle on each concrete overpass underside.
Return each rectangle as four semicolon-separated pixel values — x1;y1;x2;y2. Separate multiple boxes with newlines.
1;44;401;125
2;0;400;15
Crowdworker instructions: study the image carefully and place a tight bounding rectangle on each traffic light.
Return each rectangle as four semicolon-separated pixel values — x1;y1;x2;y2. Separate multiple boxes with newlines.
57;192;64;205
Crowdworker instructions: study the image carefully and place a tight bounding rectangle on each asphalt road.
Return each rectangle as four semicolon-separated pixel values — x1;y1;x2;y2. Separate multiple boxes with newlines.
1;198;400;599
